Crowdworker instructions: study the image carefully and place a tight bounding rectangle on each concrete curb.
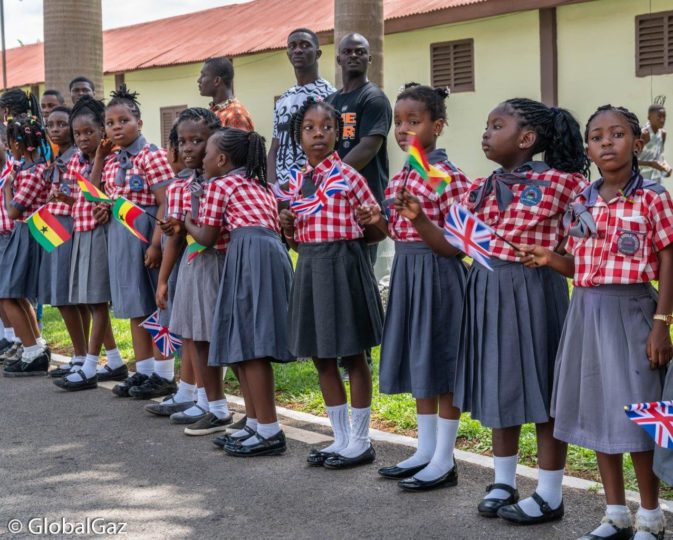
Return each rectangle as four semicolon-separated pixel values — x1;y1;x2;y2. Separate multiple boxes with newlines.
50;353;671;510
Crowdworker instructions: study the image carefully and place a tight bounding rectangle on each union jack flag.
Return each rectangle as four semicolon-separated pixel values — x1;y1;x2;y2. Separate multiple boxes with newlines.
290;163;350;216
139;310;182;357
0;155;14;189
443;204;494;271
625;400;673;449
272;168;303;202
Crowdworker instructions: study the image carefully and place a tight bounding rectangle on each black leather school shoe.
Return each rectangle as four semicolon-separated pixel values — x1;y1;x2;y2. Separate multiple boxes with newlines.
497;492;564;524
323;444;376;469
49;360;83;378
96;364;129;382
576;518;633;540
213;426;256;449
306;448;337;466
398;463;458;492
477;483;519;517
53;370;98;392
378;462;429;479
223;430;287;457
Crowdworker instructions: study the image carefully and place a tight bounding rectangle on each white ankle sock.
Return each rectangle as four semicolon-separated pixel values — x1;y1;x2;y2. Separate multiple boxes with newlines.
242;420;281;446
4;327;14;341
516;468;564;517
153;358;175;381
37;337;46;348
320;403;351;454
135;357;155;376
397;413;437;468
485;455;518;501
209;399;229;420
173;381;196;403
413;417;458;481
197;387;209;411
232;417;258;438
66;354;98;381
589;505;632;537
21;343;42;361
105;348;124;369
338;406;370;458
634;506;665;539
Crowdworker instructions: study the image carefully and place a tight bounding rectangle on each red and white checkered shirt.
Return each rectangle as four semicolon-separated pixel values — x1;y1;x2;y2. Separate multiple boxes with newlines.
45;146;77;216
289;153;379;244
165;171;195;222
11;161;49;219
461;162;588;262
183;176;229;252
0;181;12;233
103;138;173;207
566;175;673;287
202;169;281;235
385;158;471;242
65;151;113;233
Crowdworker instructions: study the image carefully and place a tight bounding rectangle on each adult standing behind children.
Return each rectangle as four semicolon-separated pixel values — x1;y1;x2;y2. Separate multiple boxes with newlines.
639;97;671;184
69;77;95;104
197;57;254;131
267;28;335;185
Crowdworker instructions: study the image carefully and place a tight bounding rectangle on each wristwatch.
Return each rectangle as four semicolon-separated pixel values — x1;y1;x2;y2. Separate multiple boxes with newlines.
654;314;673;325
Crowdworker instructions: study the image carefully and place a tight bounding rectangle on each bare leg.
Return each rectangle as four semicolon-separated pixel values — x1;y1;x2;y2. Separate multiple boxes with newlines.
78;305;91;345
2;299;37;346
193;340;223;401
313;357;347;406
239;359;276;424
130;316;153;360
631;450;659;509
57;305;87;357
341;352;371;408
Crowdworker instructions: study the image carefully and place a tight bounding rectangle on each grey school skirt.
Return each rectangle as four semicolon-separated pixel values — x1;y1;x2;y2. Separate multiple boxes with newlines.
379;242;466;398
209;227;294;366
107;205;159;319
38;215;74;306
0;222;41;300
552;283;664;453
69;226;112;305
169;247;224;342
453;259;569;428
289;239;384;359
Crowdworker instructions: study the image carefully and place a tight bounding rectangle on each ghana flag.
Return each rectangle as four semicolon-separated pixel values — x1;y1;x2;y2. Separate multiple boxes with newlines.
26;206;72;252
75;172;111;203
186;234;207;264
112;197;149;243
407;137;452;194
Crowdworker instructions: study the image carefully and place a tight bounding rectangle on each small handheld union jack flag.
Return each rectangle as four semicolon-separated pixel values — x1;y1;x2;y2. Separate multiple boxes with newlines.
290;163;350;216
443;204;494;271
625;401;673;448
140;310;182;357
0;155;14;189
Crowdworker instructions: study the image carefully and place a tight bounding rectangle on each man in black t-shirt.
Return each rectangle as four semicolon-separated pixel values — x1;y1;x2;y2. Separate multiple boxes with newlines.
327;33;392;263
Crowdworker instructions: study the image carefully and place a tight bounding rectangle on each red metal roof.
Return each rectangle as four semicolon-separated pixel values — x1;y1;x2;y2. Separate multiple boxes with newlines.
4;0;491;88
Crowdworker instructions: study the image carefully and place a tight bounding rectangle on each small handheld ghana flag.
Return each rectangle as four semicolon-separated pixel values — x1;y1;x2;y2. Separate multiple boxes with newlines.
26;205;72;252
75;172;111;203
112;197;149;243
186;234;207;263
407;137;452;194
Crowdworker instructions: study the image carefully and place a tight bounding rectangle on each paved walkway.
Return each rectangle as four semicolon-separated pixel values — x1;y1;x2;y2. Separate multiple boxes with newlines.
0;374;629;539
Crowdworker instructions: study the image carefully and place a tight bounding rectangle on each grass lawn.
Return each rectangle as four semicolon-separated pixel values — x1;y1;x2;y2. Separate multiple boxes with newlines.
41;305;671;497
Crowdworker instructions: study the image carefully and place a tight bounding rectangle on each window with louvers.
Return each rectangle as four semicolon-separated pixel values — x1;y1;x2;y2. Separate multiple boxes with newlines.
636;11;673;77
430;39;474;92
160;105;187;149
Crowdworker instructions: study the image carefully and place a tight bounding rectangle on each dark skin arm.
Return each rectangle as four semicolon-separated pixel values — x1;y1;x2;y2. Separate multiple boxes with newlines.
93;203;110;225
517;245;575;278
267;138;280;185
90;138;114;187
341;135;384;171
183;212;220;248
155;232;186;310
355;205;389;239
648;243;673;369
3;177;14;216
144;185;167;269
279;208;298;251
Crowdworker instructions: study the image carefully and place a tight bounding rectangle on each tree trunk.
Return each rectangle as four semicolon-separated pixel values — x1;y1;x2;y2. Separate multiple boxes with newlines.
43;0;103;99
334;0;384;88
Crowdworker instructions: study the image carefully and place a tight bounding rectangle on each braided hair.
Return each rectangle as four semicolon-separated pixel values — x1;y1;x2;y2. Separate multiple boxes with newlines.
396;83;450;121
175;107;220;134
211;128;268;186
107;84;141;119
70;95;105;128
585;104;642;174
7;114;51;161
168;120;179;162
503;98;590;177
0;88;41;122
290;97;343;158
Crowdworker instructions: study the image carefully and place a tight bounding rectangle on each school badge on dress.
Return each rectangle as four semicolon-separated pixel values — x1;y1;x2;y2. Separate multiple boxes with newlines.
519;185;543;207
60;183;72;197
129;175;144;192
616;231;640;256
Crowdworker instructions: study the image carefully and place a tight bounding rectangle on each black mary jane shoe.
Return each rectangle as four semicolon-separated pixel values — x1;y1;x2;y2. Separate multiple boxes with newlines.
53;370;98;392
477;483;520;518
97;364;129;382
398;463;458;492
223;430;287;457
49;361;83;378
323;444;376;470
213;426;256;449
576;518;633;540
497;492;564;525
306;448;337;467
378;462;429;479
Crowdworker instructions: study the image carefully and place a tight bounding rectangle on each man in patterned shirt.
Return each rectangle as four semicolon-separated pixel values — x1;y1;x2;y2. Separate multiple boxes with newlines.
198;57;254;132
267;28;335;185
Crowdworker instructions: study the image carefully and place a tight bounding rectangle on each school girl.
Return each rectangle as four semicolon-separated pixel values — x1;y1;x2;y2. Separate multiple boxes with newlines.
522;105;673;540
357;84;470;489
279;98;385;468
149;108;221;418
1;115;51;376
90;85;175;396
37;106;91;380
52;96;124;390
183;128;293;455
398;98;589;521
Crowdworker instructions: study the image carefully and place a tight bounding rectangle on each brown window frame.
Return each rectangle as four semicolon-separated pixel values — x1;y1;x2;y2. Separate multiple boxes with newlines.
160;105;187;149
636;10;673;77
430;38;475;93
